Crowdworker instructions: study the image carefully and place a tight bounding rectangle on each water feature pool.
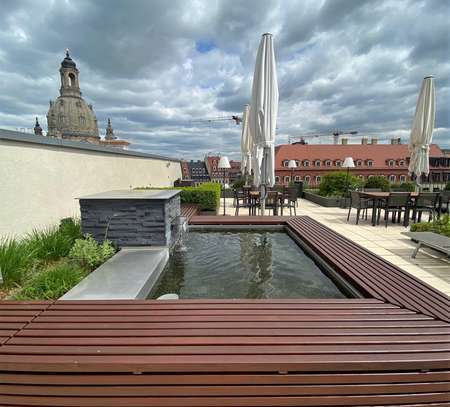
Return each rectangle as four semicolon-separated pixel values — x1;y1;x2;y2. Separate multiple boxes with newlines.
150;230;355;299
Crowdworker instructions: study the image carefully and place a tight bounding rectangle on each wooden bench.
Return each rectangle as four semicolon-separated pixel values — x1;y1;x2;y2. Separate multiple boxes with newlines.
402;231;450;258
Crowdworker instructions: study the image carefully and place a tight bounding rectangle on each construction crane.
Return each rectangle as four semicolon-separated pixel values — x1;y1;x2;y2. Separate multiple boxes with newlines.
191;115;242;125
289;130;358;145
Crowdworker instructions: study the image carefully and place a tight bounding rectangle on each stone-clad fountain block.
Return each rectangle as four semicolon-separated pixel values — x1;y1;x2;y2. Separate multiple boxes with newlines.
78;189;181;247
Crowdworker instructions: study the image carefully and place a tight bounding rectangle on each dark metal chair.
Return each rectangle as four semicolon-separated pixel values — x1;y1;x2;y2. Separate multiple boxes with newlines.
438;190;450;216
347;191;370;224
263;191;280;216
377;192;411;227
234;188;251;216
283;187;298;216
411;192;439;223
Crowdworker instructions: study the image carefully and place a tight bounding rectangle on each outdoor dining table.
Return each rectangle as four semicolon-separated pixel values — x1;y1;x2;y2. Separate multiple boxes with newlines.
360;191;419;226
248;190;283;216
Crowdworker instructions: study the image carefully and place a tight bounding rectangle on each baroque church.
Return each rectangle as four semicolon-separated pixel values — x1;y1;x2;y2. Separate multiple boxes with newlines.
35;50;129;149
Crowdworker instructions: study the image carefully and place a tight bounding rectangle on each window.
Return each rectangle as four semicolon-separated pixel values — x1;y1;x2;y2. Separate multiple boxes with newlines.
213;166;216;171
282;160;289;167
314;160;321;167
315;176;321;183
399;160;405;167
275;176;280;183
294;175;300;182
367;160;373;167
388;160;395;167
68;73;75;87
304;175;310;183
284;176;290;183
325;160;332;167
399;175;406;182
303;160;310;167
295;160;300;167
335;160;341;167
389;175;396;182
356;160;363;166
79;116;86;126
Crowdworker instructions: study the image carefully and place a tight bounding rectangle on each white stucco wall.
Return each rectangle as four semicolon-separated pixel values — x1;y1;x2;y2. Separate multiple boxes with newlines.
0;138;182;237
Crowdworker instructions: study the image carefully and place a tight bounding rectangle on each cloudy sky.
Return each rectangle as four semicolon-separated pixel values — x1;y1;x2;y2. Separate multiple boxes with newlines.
0;0;448;159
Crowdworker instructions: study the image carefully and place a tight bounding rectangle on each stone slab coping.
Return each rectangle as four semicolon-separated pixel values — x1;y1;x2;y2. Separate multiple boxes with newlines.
60;246;169;300
78;189;181;200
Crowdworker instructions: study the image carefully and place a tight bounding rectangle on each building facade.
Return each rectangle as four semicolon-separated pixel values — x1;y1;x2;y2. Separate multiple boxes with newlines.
229;160;242;184
205;156;229;185
275;141;450;187
187;160;210;182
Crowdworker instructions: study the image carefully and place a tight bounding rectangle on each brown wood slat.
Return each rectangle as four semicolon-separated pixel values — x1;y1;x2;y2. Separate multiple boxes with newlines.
2;382;450;397
2;342;449;355
190;215;288;225
180;204;199;222
8;334;450;346
287;217;450;321
2;371;449;385
0;393;449;406
1;352;449;372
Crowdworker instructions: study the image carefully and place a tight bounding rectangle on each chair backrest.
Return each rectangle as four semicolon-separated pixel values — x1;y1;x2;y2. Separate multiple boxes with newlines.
387;192;410;207
350;191;361;208
415;192;439;207
364;188;382;192
440;190;450;204
265;191;279;206
287;187;298;201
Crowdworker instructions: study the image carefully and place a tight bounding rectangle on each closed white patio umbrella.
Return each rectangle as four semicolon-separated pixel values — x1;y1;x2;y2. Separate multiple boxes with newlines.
248;33;279;215
408;76;436;186
240;104;252;182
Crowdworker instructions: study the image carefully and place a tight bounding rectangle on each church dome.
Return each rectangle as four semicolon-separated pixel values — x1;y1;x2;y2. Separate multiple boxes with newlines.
46;50;99;140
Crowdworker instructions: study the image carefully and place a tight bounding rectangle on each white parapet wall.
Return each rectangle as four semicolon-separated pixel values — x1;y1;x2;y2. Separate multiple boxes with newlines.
0;129;182;237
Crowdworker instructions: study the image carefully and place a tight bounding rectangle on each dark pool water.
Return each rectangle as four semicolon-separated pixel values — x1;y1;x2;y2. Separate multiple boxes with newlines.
150;231;349;299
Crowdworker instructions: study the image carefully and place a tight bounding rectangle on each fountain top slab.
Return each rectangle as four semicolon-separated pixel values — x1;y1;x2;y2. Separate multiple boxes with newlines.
78;189;181;200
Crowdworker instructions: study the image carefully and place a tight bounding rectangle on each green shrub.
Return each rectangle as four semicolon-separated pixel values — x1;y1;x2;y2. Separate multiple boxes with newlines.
410;214;450;237
136;183;221;211
13;262;89;300
364;176;390;191
390;182;416;192
0;238;34;286
318;172;363;197
69;235;116;268
232;176;246;190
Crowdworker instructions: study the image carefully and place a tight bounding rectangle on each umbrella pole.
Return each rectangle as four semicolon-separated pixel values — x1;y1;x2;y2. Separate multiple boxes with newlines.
260;148;268;216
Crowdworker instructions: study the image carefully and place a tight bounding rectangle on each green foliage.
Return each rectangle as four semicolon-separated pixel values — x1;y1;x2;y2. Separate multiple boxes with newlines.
410;214;450;237
136;183;221;211
390;182;416;192
364;176;390;191
25;219;82;262
318;172;363;197
445;181;450;191
69;235;116;268
13;262;89;300
232;176;246;190
0;218;82;287
0;238;34;286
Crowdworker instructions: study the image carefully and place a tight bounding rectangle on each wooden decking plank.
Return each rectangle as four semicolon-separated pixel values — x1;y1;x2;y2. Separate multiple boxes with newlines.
2;342;449;355
9;334;450;346
287;217;449;320
0;393;449;406
2;371;449;385
290;217;449;309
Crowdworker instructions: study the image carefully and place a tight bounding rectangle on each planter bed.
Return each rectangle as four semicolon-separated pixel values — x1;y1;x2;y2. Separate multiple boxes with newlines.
303;191;349;207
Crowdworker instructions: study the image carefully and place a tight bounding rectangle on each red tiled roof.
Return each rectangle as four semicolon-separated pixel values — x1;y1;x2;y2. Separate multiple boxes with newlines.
275;143;444;169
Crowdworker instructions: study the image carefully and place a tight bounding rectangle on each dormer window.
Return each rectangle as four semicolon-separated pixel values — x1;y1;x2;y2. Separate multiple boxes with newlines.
388;160;395;167
282;160;289;167
303;160;310;167
367;160;374;167
325;160;332;167
335;160;342;167
399;160;405;166
356;160;363;166
314;160;321;167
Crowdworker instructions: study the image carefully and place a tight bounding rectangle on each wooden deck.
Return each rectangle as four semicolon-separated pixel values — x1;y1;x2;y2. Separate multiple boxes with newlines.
1;216;449;406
